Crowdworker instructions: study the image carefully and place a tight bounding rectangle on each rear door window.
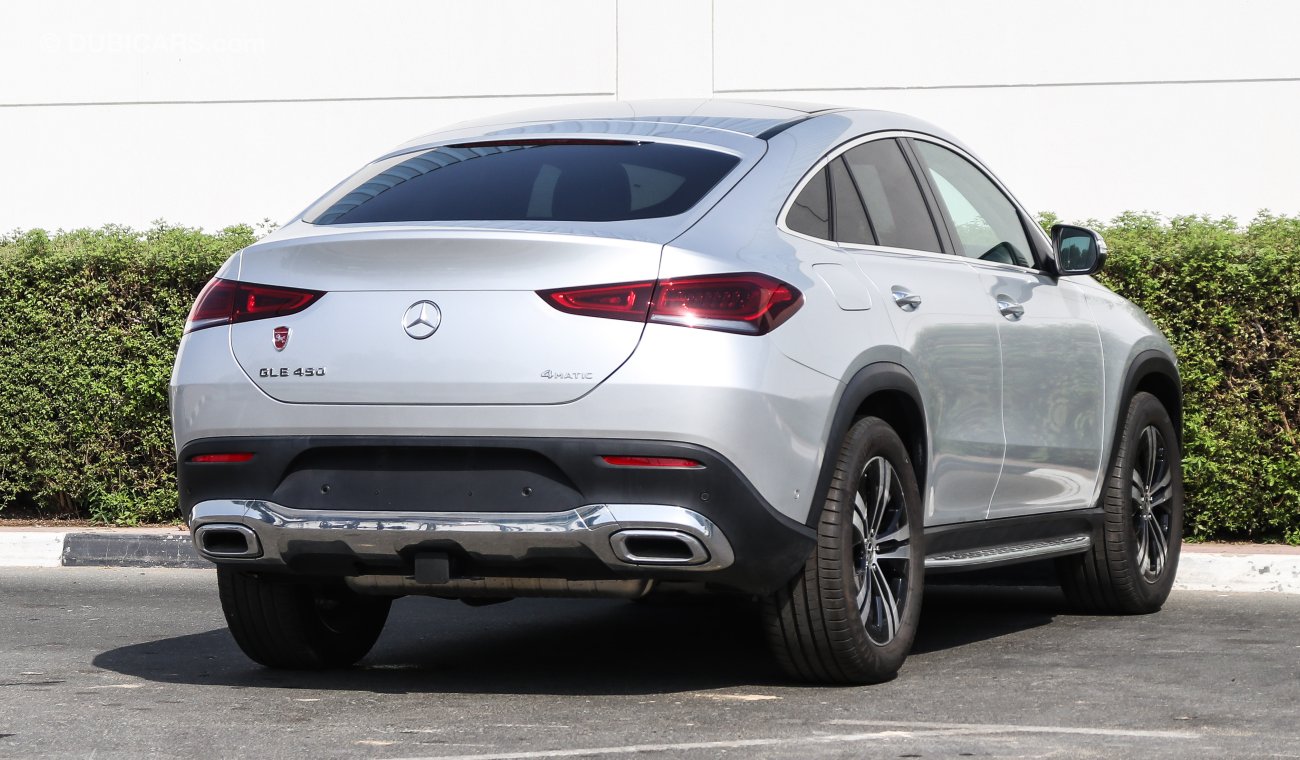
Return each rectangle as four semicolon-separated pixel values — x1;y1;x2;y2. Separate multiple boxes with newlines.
307;140;741;225
828;157;874;245
842;140;943;253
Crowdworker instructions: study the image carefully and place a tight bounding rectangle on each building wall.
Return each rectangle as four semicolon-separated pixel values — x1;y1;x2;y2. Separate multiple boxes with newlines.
3;0;1297;231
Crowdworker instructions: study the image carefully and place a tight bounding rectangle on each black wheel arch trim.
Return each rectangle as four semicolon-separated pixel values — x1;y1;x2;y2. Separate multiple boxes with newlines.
805;361;928;529
1111;349;1183;465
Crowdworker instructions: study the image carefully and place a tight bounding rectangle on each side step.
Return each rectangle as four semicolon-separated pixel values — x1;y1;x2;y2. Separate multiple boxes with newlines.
925;534;1091;571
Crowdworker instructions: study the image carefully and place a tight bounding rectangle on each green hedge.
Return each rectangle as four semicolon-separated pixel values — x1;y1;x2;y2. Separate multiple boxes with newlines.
0;224;252;524
0;216;1297;541
1074;213;1300;544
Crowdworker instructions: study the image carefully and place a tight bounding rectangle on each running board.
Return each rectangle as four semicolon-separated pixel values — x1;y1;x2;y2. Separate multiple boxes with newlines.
925;534;1092;570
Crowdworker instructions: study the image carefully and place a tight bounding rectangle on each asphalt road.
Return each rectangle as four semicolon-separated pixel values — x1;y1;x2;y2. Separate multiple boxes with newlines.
1;567;1297;759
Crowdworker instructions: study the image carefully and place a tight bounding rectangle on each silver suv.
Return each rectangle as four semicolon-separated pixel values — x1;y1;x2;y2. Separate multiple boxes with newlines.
171;100;1183;684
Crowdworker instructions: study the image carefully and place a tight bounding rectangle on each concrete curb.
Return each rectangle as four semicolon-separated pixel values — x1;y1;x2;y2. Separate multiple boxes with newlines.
1;528;205;570
1;529;1298;593
1171;549;1300;594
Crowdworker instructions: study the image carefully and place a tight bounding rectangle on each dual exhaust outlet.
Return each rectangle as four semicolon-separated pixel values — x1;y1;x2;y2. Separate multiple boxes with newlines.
193;524;262;558
608;529;710;565
194;524;710;567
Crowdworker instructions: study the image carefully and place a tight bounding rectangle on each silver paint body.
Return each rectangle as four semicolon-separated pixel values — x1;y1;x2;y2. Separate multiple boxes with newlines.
171;100;1175;542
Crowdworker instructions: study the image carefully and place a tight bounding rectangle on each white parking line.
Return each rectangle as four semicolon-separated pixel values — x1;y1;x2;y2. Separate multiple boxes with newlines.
825;718;1200;739
391;720;1199;760
390;733;917;760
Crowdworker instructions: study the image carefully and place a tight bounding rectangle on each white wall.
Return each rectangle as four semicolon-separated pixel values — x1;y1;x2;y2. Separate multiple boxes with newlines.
2;0;1297;231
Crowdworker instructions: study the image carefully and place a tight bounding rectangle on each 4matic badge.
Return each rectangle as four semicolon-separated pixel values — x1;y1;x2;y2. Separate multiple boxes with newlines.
540;370;594;380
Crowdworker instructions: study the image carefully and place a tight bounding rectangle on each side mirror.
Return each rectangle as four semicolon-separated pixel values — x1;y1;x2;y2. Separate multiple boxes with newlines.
1051;224;1107;276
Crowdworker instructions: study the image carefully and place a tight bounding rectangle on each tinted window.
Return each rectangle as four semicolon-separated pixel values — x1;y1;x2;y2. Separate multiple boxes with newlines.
843;140;942;253
829;157;874;245
787;168;830;240
913;141;1034;267
307;141;740;224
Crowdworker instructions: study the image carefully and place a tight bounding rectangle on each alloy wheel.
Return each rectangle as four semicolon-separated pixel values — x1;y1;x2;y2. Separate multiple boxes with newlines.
850;456;912;645
1131;425;1174;583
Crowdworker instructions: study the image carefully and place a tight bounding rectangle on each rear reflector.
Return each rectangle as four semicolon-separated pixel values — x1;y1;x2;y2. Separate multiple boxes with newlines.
601;456;704;469
539;272;802;335
188;453;255;463
185;278;325;333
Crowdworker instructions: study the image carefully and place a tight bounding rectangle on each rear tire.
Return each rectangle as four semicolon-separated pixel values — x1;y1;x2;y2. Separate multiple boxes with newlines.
763;416;924;684
217;567;391;669
1058;391;1183;614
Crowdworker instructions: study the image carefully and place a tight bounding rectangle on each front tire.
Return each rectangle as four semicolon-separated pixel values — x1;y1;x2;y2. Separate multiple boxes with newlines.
763;416;924;684
1058;391;1184;613
217;567;391;669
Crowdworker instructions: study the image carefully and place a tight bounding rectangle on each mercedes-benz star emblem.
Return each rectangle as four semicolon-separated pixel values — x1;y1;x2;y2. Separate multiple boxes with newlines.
402;301;442;340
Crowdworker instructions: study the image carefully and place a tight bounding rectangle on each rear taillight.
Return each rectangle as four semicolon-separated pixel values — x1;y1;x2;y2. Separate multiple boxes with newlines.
540;281;654;323
538;273;802;335
651;274;802;334
185;278;325;333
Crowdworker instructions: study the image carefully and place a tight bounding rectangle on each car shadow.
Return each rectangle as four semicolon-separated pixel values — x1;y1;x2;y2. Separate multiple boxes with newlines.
913;584;1068;655
93;581;1069;695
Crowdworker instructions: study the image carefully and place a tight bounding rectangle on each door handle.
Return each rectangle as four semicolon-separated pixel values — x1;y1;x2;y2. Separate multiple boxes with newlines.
892;289;922;312
996;297;1025;320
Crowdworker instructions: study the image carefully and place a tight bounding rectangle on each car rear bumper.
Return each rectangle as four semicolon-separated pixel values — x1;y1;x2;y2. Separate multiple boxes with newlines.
180;436;815;594
170;321;840;527
193;499;732;578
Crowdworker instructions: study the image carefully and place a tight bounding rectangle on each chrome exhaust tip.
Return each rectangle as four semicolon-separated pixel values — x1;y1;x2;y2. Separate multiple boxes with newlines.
609;529;710;565
194;524;262;559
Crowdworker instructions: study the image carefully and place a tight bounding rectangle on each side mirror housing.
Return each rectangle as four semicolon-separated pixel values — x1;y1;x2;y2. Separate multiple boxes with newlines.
1051;224;1107;276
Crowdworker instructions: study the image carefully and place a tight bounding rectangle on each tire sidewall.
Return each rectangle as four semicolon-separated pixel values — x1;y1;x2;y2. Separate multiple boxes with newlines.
828;416;925;671
1111;392;1184;608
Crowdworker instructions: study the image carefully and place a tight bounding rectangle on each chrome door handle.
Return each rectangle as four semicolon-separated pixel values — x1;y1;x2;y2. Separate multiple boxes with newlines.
997;298;1025;320
892;289;922;312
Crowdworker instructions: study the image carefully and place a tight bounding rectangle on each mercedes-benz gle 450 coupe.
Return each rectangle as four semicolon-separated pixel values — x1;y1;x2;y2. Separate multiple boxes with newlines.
171;100;1183;683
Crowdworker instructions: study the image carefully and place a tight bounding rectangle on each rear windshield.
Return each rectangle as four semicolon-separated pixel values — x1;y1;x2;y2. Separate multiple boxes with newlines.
306;140;741;225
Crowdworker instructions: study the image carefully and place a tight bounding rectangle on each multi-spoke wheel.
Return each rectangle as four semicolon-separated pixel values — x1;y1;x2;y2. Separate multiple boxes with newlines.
763;416;924;684
1059;391;1183;614
1132;424;1174;582
850;456;912;646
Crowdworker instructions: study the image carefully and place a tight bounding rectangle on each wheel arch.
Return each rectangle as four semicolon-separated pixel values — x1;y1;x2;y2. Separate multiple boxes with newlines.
806;361;928;529
1095;348;1183;514
1118;350;1183;447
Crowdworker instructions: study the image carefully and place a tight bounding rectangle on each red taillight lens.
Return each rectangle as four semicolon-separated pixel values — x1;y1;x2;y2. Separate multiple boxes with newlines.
185;278;325;333
188;452;255;463
539;273;802;335
650;274;801;335
600;456;704;469
186;278;238;330
538;281;654;322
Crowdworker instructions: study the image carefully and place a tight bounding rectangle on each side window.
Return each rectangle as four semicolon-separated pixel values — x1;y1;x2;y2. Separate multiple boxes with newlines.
843;140;943;253
912;141;1034;267
787;168;830;240
828;157;873;245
